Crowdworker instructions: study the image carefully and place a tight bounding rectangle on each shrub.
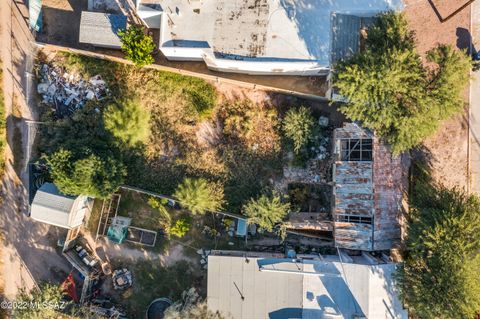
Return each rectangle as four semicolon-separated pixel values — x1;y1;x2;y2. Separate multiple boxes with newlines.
147;196;172;227
398;187;480;319
243;193;290;233
170;218;191;238
14;283;70;319
119;26;155;67
104;99;150;146
174;178;224;215
282;106;315;155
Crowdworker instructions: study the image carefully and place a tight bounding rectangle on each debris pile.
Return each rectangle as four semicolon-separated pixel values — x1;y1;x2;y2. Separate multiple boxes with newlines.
197;248;211;270
37;63;109;117
112;268;133;290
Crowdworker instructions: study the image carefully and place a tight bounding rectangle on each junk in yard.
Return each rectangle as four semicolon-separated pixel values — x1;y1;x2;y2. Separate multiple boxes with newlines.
37;63;109;118
75;244;98;268
197;248;212;270
112;268;133;290
89;304;127;319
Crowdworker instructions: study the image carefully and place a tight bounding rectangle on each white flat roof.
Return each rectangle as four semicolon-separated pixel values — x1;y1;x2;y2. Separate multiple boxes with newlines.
207;255;408;319
156;0;403;64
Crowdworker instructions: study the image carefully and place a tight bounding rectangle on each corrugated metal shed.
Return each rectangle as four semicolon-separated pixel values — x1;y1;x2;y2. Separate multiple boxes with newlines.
332;123;403;251
372;140;403;250
30;183;87;229
331;13;376;64
79;11;127;49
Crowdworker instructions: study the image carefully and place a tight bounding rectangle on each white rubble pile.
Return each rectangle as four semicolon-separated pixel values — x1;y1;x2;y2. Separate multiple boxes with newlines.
37;63;109;117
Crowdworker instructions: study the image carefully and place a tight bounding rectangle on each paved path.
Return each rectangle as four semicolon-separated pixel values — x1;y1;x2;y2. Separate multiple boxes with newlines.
0;0;71;299
470;1;480;194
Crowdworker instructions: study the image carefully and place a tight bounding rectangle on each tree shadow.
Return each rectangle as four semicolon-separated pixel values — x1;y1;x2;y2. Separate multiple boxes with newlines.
456;27;475;54
36;0;88;47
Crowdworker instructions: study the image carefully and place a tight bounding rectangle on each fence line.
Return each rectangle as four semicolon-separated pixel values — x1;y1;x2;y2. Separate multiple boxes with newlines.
34;42;329;102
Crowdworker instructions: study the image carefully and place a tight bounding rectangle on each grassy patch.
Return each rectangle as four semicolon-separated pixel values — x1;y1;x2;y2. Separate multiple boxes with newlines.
114;260;201;318
117;189;168;230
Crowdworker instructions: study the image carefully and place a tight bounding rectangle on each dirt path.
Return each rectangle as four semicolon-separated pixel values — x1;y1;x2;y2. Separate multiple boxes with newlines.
94;237;197;267
404;0;472;189
0;0;71;300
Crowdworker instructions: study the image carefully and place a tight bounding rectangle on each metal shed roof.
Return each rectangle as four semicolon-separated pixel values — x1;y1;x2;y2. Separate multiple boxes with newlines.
207;255;408;319
331;13;376;64
30;183;85;229
79;11;127;49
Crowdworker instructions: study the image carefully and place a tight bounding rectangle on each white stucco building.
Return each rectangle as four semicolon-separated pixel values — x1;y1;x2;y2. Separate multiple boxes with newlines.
135;0;403;76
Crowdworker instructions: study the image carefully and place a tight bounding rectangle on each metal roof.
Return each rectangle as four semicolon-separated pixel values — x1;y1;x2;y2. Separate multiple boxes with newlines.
207;255;408;319
207;255;303;319
331;14;376;64
332;123;403;251
79;11;127;49
30;183;86;229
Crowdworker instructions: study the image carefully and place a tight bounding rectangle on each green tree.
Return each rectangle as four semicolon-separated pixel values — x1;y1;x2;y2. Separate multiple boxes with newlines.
45;148;125;198
243;193;290;233
170;218;191;238
104;99;150;146
333;12;471;154
398;187;480;319
282;106;315;154
14;283;69;319
174;178;224;215
119;26;155;67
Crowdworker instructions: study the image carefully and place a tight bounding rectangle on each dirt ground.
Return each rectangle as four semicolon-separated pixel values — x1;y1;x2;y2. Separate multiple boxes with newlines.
404;0;472;189
0;0;72;304
37;0;88;46
213;81;345;126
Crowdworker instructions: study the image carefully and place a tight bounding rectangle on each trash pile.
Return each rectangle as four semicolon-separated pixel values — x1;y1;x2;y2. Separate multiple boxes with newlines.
37;63;109;117
112;268;133;290
197;248;211;270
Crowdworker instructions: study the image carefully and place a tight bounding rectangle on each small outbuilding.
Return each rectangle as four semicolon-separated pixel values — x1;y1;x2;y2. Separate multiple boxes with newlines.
30;183;91;229
79;11;127;49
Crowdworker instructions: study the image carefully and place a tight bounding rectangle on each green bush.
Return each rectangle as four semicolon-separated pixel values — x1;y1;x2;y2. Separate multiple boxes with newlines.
45;148;126;198
170;218;191;238
119;26;155;67
243;193;289;233
14;283;70;319
104;98;150;146
333;12;471;154
147;196;172;227
282;106;315;155
398;186;480;319
174;178;224;215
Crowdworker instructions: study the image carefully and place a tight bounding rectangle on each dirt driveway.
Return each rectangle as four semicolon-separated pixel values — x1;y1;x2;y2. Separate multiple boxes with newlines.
0;0;71;300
